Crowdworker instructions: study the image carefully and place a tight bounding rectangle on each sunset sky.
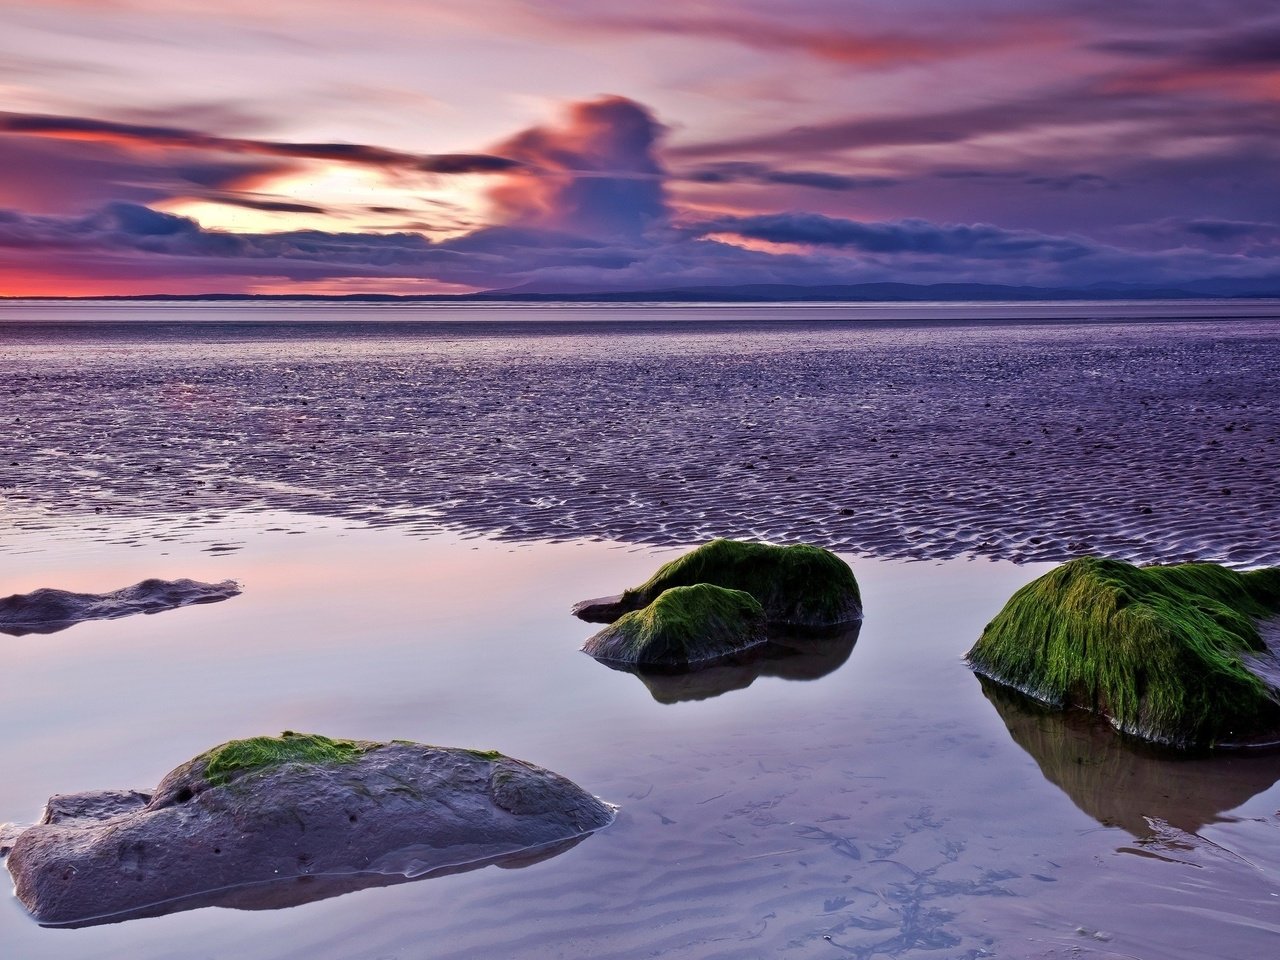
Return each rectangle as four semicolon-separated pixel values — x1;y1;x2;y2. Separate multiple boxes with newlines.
2;0;1279;295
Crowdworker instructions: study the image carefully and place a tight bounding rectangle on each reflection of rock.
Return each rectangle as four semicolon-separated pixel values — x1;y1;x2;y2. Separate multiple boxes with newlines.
600;623;860;704
979;677;1280;837
22;834;592;925
0;578;241;636
573;539;862;628
582;584;767;666
967;557;1280;748
4;733;615;928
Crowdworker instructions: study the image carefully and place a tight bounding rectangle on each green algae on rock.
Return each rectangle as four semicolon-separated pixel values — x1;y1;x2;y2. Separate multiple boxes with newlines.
572;539;862;628
201;732;370;787
582;583;767;667
967;557;1280;748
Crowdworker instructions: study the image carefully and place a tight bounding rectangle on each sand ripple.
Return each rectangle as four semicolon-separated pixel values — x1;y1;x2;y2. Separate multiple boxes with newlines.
1;315;1277;565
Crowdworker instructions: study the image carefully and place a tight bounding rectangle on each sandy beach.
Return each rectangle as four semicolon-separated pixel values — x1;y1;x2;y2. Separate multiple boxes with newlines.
2;303;1279;959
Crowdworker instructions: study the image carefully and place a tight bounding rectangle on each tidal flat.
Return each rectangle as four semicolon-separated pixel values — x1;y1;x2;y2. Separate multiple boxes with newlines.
2;302;1279;958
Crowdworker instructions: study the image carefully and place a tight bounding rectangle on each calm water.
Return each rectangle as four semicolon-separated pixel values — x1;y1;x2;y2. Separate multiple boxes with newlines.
2;517;1280;959
2;303;1279;958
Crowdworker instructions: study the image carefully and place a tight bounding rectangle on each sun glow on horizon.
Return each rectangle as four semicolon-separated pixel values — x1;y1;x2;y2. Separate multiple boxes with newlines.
157;161;489;239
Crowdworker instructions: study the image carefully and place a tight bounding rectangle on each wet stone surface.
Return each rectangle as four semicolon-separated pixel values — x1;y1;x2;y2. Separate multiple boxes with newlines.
0;579;241;635
6;740;614;927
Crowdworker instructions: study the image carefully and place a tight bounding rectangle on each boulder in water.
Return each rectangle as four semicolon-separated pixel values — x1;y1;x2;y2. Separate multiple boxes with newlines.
582;583;767;667
3;732;615;927
572;539;861;628
966;557;1280;748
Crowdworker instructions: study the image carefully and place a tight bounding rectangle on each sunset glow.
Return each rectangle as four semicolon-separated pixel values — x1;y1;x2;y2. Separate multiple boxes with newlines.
1;0;1278;296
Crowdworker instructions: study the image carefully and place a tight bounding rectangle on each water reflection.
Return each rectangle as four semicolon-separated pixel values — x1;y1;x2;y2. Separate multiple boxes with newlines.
593;623;860;704
979;677;1280;837
40;835;590;929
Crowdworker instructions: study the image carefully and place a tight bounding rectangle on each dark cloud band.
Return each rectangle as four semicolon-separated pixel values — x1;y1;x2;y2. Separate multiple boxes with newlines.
0;112;522;175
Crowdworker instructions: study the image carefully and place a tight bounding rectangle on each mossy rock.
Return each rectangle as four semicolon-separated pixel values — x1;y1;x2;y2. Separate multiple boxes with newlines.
573;539;862;628
6;733;615;927
967;557;1280;748
582;584;767;667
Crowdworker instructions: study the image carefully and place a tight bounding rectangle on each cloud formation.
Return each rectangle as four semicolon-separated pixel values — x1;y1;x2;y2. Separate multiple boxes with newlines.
2;86;1279;296
686;162;897;192
0;112;521;175
487;97;667;239
699;213;1096;261
4;191;1278;298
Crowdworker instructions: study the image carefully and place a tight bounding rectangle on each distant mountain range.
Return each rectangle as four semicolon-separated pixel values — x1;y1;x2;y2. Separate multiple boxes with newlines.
7;278;1280;302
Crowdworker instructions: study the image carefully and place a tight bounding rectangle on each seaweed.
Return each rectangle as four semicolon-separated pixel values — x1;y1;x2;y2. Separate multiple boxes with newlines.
619;539;861;627
967;557;1280;747
202;732;369;786
583;583;767;666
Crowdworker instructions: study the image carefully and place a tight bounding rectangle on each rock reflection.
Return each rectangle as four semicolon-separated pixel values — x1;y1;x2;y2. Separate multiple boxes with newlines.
979;677;1280;837
37;834;590;929
594;623;860;704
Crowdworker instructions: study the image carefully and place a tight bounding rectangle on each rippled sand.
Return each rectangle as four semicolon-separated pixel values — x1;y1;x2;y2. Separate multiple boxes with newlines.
2;305;1277;565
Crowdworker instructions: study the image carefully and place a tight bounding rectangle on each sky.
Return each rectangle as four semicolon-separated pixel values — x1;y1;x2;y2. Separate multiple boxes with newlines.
1;0;1279;296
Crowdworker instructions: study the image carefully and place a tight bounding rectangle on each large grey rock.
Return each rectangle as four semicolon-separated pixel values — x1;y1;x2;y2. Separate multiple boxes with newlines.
0;578;240;636
4;735;615;927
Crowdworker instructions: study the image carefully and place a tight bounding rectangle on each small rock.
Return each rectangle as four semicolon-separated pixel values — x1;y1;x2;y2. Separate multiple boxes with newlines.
0;579;241;637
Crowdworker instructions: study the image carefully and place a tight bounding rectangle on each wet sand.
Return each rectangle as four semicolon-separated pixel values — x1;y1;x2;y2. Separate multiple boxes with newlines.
1;303;1277;566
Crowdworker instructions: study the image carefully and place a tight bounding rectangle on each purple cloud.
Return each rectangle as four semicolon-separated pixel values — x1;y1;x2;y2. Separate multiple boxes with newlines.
685;162;897;191
488;96;667;239
698;213;1096;261
3;89;1280;296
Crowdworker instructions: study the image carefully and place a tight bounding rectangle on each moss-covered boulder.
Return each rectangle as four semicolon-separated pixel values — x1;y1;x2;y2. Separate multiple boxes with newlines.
572;539;862;628
582;584;767;667
4;733;615;927
967;557;1280;748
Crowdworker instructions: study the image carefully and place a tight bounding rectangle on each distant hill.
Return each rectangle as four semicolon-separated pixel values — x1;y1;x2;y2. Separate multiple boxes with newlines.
6;278;1280;302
